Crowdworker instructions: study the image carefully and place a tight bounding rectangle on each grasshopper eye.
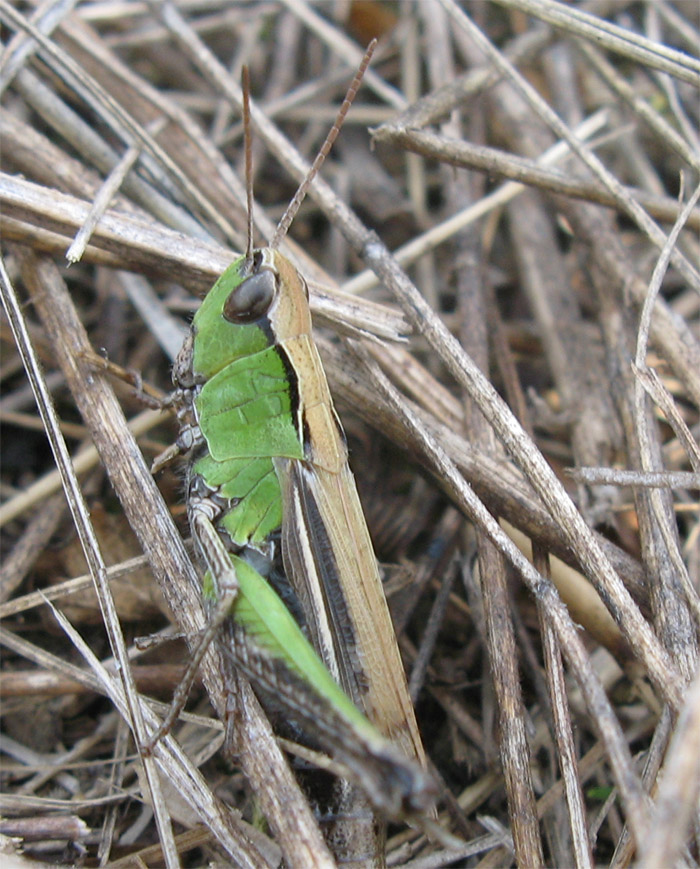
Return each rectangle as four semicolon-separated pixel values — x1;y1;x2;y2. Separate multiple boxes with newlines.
223;269;277;323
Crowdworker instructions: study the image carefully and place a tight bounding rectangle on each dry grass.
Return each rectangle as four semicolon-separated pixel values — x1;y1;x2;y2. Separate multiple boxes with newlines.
1;1;699;867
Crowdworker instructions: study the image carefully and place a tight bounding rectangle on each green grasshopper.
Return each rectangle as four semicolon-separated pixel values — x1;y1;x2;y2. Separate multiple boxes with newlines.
151;45;436;857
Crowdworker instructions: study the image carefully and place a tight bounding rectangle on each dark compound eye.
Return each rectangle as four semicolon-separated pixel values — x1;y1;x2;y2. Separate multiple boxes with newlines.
223;268;277;323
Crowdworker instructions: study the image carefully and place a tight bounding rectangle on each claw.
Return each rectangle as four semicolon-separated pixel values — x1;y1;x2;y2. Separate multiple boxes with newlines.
151;442;182;474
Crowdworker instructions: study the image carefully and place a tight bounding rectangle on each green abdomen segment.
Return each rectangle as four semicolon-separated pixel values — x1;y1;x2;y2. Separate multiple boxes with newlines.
192;344;303;548
192;453;282;546
196;345;303;462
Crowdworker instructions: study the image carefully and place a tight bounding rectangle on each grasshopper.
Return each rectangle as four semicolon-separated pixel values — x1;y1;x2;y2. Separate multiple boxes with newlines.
153;45;436;862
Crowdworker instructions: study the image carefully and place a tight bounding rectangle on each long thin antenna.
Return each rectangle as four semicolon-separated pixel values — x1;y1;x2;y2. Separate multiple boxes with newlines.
270;39;377;250
241;65;254;269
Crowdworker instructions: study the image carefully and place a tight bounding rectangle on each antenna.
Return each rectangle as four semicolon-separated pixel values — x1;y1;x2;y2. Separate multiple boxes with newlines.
241;65;255;270
270;39;377;250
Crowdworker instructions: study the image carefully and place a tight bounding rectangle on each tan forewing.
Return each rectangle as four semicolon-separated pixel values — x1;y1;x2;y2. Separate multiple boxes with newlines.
279;458;426;768
268;249;426;767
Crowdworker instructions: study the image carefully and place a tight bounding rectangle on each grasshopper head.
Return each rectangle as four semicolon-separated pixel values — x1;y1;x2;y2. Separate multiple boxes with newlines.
222;248;312;340
222;249;277;324
191;247;312;381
